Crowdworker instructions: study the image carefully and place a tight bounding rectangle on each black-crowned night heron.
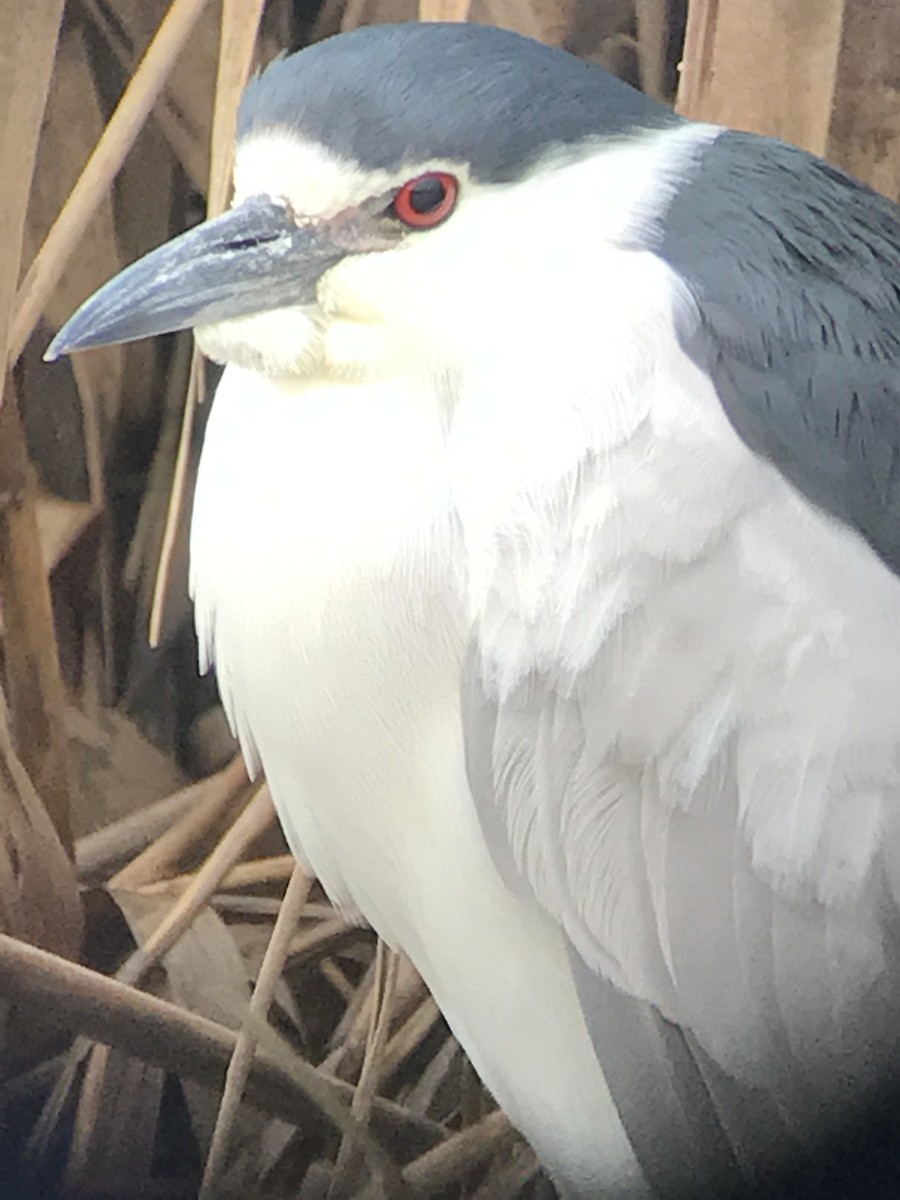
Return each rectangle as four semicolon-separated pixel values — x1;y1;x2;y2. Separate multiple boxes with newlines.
49;21;900;1199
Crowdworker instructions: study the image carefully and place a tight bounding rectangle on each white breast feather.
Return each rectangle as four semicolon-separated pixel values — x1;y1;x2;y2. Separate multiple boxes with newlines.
189;361;645;1195
186;118;900;1189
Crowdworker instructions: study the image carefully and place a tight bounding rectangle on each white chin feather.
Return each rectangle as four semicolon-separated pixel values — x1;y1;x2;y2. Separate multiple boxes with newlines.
194;306;323;376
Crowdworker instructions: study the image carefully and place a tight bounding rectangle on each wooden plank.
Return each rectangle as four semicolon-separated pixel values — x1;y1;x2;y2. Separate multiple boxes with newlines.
828;0;900;203
677;0;844;154
678;0;900;202
419;0;473;19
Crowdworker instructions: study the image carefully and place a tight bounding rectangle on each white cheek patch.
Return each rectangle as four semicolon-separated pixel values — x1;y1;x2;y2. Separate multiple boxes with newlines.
211;130;479;380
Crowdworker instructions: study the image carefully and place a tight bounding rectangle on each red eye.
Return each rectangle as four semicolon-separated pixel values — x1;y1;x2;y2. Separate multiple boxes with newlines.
390;172;459;229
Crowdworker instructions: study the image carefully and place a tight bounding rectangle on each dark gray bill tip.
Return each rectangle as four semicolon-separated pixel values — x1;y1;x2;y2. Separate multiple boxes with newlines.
45;194;346;362
44;333;72;363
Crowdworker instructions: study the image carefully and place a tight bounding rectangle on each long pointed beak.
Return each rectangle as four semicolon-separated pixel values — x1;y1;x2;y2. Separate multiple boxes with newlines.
46;195;346;360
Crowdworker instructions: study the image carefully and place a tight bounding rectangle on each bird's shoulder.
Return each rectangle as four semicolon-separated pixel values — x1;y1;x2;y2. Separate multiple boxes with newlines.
658;127;900;573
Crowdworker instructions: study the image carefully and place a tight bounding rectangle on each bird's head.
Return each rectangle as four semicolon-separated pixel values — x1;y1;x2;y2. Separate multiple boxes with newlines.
48;22;680;383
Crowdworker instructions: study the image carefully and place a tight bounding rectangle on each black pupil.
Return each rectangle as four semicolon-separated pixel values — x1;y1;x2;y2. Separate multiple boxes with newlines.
408;176;446;214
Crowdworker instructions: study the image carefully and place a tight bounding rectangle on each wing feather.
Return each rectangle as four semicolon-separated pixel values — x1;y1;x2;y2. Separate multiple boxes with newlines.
460;132;900;1190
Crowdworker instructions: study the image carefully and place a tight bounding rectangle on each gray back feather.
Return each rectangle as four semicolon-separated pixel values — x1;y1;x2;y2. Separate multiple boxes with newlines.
660;131;900;574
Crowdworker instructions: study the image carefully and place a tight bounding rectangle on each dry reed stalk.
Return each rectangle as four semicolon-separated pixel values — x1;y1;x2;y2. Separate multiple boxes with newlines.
380;995;442;1083
207;850;295;886
122;331;194;593
321;956;359;1004
68;353;116;701
116;781;275;986
199;864;312;1199
0;933;444;1148
0;376;74;856
329;942;402;1198
80;0;212;193
470;1142;542;1199
402;1109;521;1191
147;0;265;644
0;683;82;956
403;1035;459;1116
0;3;64;362
0;5;72;857
287;915;363;968
28;783;275;1164
323;955;430;1084
64;1042;163;1193
329;959;377;1057
10;0;214;364
147;347;203;647
250;1016;414;1198
109;754;248;889
208;0;268;215
134;851;295;895
74;771;230;881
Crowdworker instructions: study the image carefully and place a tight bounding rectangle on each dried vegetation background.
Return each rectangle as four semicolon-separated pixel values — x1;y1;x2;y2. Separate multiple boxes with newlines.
0;1;898;1198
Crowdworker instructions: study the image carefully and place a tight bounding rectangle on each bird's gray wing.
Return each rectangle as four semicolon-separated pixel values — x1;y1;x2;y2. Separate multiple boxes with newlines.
663;132;900;575
462;132;900;1197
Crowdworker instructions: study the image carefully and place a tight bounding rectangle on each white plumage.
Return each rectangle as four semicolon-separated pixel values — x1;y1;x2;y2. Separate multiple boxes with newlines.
189;114;900;1191
48;23;900;1196
189;362;644;1197
188;125;732;1195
